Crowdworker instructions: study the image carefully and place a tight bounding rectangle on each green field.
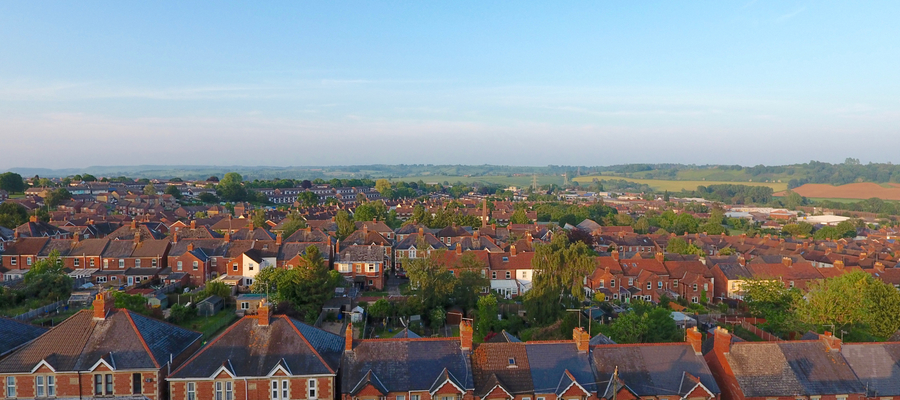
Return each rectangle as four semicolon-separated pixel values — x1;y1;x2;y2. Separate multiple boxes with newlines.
389;175;564;188
385;173;788;192
573;175;788;192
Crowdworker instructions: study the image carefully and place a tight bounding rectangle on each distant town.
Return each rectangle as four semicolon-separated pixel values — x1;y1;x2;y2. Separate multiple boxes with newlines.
1;168;899;400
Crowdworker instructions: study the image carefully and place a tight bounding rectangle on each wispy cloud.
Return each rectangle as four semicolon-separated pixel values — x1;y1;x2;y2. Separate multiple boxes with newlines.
775;7;806;23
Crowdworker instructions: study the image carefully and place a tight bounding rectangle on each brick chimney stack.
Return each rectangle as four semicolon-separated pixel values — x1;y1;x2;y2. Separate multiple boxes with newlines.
30;215;38;223
686;326;702;354
655;252;665;263
738;255;746;266
257;300;272;326
134;231;141;245
859;252;867;260
611;248;620;262
224;231;230;243
345;323;354;352
510;245;517;257
782;257;792;267
190;220;196;230
460;320;473;351
820;331;842;351
276;232;282;246
834;260;845;270
93;292;114;320
131;219;137;229
573;327;590;353
418;227;424;236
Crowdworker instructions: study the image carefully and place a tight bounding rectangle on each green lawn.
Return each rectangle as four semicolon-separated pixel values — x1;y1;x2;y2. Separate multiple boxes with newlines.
177;309;238;341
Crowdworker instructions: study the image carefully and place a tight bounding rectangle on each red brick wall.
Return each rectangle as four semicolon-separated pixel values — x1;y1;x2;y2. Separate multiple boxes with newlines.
1;369;163;400
171;376;335;400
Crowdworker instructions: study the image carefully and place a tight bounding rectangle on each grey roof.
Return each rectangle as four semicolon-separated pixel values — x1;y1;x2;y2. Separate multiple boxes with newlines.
0;318;47;356
726;342;865;397
525;342;596;395
717;263;752;280
393;328;421;339
341;338;473;394
170;316;343;379
589;333;616;345
0;309;200;373
592;343;719;397
842;343;900;396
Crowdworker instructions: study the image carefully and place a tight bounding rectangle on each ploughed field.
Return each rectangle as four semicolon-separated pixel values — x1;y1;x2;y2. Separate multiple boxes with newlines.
775;183;900;201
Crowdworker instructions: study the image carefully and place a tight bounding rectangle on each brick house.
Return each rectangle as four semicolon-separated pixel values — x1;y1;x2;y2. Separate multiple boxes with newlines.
335;244;387;290
0;293;201;400
167;239;228;285
341;321;475;400
665;260;715;303
169;304;343;400
394;229;447;271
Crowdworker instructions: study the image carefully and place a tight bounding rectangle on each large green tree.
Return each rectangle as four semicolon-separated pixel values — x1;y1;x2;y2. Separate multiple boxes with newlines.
402;245;457;311
0;172;25;193
523;235;594;325
452;252;490;311
251;245;342;322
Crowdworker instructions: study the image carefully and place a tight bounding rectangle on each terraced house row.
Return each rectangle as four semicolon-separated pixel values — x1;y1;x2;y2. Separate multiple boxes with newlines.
5;293;900;400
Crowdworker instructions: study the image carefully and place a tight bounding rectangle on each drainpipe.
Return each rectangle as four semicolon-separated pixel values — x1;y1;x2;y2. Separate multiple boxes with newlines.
244;378;249;400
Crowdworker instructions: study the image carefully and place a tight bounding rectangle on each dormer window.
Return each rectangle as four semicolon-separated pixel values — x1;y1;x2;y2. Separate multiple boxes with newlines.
508;357;516;365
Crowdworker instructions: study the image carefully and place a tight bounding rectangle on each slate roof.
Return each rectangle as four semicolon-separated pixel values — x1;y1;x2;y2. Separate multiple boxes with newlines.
725;341;865;397
170;315;343;379
592;343;719;397
717;263;752;280
284;228;331;243
0;317;47;356
842;343;900;396
338;245;385;263
525;342;596;395
0;309;200;373
341;338;474;394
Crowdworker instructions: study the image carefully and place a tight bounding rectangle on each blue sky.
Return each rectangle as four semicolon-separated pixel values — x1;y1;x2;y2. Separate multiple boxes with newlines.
1;1;898;169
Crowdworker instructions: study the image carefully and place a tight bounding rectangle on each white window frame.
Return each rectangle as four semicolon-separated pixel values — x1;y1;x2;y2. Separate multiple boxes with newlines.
187;382;196;400
308;378;317;399
367;263;378;273
5;376;14;397
135;259;141;268
119;259;125;268
74;259;81;268
10;258;16;266
193;261;199;270
658;281;663;289
36;375;46;397
281;380;288;399
177;261;183;271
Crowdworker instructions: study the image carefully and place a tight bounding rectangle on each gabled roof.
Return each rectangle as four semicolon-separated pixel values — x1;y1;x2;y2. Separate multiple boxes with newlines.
429;367;466;395
2;237;50;256
592;343;719;397
525;342;596;395
284;228;332;243
472;342;533;396
341;338;473;394
0;309;200;373
350;370;390;396
170;315;343;379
